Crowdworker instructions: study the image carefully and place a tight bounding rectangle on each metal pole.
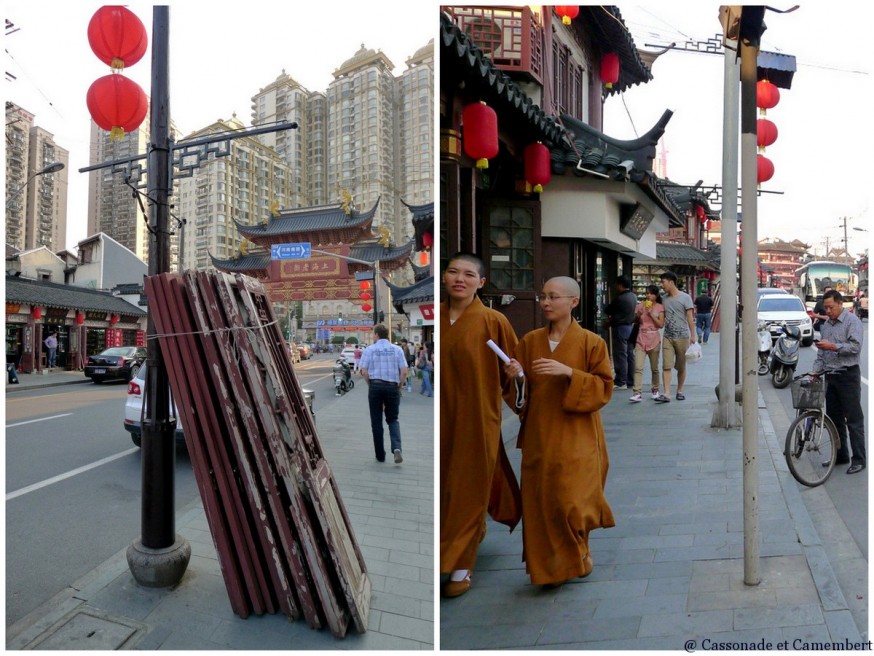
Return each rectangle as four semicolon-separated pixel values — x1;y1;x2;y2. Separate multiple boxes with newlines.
127;5;190;587
714;39;740;429
740;37;760;587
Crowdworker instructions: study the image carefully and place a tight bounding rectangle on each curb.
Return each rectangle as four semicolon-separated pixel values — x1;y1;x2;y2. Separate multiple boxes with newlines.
757;389;862;641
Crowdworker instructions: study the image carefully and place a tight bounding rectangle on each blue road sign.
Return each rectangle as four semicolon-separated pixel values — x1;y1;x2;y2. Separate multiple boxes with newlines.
271;242;311;259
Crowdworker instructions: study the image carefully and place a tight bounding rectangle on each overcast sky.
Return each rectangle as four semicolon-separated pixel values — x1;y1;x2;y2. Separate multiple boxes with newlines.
615;3;872;258
5;0;435;250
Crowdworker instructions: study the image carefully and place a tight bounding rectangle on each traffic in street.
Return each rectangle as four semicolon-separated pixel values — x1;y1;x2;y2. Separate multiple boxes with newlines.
5;352;358;627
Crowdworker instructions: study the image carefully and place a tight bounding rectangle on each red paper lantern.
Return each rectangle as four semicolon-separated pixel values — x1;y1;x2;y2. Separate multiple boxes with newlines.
462;101;499;169
360;292;372;301
555;6;580;25
756;80;780;113
361;304;372;313
756;118;778;149
76;311;85;325
601;52;620;89
696;205;706;222
419;251;429;266
359;280;371;290
31;306;42;320
524;142;551;193
87;74;148;140
422;231;433;249
88;6;148;71
109;314;119;325
757;154;775;184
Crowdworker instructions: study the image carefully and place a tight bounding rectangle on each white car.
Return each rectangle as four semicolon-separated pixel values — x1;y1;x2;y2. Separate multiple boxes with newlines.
124;362;315;447
341;346;359;366
757;293;814;346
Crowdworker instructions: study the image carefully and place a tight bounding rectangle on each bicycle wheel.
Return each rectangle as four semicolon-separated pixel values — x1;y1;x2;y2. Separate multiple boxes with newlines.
784;410;838;487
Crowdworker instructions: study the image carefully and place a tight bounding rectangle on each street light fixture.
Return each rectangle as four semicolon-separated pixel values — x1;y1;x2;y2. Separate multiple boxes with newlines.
5;160;65;209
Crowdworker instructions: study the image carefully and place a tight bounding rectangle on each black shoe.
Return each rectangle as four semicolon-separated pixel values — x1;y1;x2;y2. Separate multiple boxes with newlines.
847;463;866;475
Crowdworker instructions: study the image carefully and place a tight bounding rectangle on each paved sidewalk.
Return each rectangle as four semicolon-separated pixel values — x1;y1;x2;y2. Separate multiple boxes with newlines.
440;340;867;650
7;369;435;650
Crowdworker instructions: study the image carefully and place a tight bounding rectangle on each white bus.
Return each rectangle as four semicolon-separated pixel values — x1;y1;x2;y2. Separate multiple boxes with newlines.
793;261;857;311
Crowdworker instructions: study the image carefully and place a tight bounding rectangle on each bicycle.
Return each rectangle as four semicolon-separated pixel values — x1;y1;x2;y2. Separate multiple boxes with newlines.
783;371;842;487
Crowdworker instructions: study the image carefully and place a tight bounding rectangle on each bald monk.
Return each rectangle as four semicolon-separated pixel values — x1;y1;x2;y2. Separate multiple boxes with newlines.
440;252;521;598
504;276;615;586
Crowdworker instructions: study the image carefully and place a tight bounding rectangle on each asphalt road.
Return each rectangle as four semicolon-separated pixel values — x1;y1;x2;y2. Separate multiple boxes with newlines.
5;354;345;627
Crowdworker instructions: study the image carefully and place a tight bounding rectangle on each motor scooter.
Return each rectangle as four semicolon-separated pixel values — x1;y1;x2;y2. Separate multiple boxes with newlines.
333;358;354;395
757;320;771;376
769;322;801;389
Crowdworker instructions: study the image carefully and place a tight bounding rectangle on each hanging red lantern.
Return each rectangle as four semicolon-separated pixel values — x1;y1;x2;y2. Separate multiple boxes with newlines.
87;74;148;140
555;6;580;25
359;280;371;290
696;205;706;222
756;80;780;114
419;251;429;266
601;52;620;89
76;311;85;326
757;154;775;184
524;142;551;193
756;118;778;150
361;304;372;313
462;101;499;169
88;6;148;71
360;292;372;302
109;314;119;325
422;231;433;250
31;306;42;320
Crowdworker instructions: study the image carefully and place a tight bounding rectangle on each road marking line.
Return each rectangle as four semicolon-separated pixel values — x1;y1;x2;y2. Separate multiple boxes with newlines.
6;448;139;501
6;413;73;428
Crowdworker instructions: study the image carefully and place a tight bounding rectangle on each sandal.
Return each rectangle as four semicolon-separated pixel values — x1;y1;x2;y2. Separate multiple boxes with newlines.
443;570;472;598
676;392;686;401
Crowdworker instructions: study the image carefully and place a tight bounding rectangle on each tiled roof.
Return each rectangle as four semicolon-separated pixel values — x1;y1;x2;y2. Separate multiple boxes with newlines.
209;251;271;273
234;198;379;239
386;276;434;308
579;6;653;96
6;275;147;315
655;242;717;267
350;239;415;265
401;200;434;225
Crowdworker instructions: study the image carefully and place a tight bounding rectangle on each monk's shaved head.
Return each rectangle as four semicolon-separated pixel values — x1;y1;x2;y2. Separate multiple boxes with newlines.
544;276;580;298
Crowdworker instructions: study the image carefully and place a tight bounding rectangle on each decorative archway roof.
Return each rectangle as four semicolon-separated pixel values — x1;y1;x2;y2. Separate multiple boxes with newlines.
348;239;416;275
386;275;434;314
402;199;434;252
234;197;379;247
209;250;271;279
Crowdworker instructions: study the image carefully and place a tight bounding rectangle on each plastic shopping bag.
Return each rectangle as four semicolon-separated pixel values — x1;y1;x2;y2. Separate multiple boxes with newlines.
686;342;703;363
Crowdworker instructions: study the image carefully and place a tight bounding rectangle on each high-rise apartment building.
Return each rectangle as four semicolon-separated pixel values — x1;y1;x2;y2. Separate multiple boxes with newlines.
86;121;152;264
398;40;434;207
175;117;294;271
5;102;69;252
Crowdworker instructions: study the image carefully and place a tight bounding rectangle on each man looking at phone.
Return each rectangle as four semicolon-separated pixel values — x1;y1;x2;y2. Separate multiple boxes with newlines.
812;290;866;474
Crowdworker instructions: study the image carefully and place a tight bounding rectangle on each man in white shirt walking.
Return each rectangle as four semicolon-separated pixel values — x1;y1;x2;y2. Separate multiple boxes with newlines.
359;324;409;463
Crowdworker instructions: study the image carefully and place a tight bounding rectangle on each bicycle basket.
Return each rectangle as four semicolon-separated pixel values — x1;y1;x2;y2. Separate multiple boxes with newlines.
790;377;827;410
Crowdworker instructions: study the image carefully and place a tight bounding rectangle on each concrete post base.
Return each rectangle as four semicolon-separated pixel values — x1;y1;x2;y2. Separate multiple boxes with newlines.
126;536;191;588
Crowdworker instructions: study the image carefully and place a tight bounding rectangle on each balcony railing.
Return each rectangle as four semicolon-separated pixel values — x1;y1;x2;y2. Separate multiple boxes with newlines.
444;6;543;84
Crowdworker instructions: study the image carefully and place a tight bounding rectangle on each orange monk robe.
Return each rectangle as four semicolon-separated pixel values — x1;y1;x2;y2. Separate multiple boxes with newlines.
513;321;615;585
440;296;521;573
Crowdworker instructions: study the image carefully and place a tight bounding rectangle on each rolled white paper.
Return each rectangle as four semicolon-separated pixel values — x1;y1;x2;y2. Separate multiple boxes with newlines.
486;339;524;378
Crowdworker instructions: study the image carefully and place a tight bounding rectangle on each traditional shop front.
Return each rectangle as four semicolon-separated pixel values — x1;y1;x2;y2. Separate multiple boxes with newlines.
5;277;147;373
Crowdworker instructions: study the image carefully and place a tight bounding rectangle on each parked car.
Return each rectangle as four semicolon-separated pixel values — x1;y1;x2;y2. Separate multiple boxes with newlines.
757;293;814;346
124;362;316;448
756;287;789;296
84;345;147;383
297;343;312;360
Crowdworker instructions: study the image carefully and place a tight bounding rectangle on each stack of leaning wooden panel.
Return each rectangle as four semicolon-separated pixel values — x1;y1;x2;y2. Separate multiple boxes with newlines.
144;270;370;638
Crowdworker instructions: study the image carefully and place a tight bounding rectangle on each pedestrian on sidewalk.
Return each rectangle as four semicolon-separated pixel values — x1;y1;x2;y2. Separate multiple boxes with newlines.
503;276;615;587
629;284;665;402
812;289;866;475
6;347;20;384
353;344;362;372
417;342;433;397
694;288;714;344
440;253;522;599
401;339;415;391
604;275;637;390
44;332;58;368
655;271;696;403
359;324;408;465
